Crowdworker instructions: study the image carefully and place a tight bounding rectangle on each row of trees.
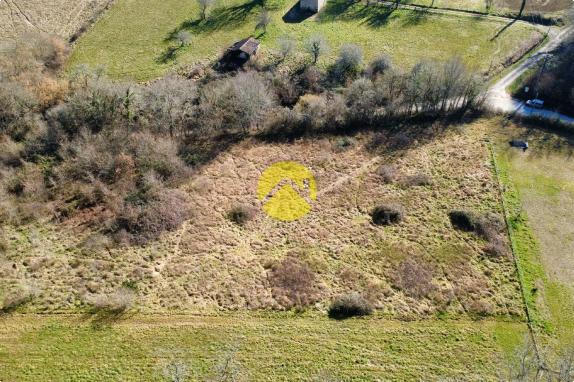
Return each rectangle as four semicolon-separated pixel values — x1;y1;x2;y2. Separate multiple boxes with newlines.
0;33;484;245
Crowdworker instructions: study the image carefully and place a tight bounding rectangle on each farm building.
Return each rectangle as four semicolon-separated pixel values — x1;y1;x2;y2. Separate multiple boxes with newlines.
300;0;326;13
227;37;260;60
219;37;260;70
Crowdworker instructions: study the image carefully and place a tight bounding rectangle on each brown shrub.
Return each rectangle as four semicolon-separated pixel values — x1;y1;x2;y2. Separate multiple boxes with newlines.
467;299;493;317
0;136;22;167
391;258;436;299
328;292;373;319
1;287;34;313
80;233;113;256
401;173;432;187
449;210;508;257
371;204;404;225
268;257;321;309
85;287;135;313
376;165;399;184
114;186;191;245
227;205;253;226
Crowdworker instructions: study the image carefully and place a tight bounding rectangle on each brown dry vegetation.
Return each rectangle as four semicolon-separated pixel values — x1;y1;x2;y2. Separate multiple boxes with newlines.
0;121;523;317
0;0;112;48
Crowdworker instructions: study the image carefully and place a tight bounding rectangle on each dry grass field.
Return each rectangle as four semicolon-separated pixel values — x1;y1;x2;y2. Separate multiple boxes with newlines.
0;0;111;49
0;121;524;318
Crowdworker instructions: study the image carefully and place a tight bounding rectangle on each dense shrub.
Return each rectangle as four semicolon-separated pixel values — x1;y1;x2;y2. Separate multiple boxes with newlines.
328;292;373;319
391;258;436;299
448;210;477;232
140;75;197;136
1;288;34;313
85;287;136;313
449;210;507;257
367;54;392;78
401;173;432;187
198;71;276;134
268;257;321;309
332;44;363;81
371;204;404;225
114;186;191;245
376;165;399;184
227;205;253;226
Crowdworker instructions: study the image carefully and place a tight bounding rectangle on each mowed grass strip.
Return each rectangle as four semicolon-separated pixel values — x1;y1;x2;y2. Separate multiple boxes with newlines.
494;122;574;347
68;0;539;81
0;314;526;381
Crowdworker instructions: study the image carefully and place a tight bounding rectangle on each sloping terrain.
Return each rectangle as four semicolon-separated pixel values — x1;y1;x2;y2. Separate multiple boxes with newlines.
1;122;524;318
0;0;111;48
68;0;541;80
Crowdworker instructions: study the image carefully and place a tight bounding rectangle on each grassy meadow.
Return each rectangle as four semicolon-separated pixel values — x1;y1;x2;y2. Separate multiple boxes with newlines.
68;0;541;81
0;313;527;381
491;118;574;350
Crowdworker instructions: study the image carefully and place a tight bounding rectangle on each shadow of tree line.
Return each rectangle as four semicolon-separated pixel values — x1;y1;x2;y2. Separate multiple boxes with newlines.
317;0;430;28
158;0;267;63
157;0;435;63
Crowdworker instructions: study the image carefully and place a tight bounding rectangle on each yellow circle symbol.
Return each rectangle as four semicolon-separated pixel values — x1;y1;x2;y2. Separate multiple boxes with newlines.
257;161;317;222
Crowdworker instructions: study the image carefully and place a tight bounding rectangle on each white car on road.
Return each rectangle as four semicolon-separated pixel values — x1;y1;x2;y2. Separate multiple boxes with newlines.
525;99;544;109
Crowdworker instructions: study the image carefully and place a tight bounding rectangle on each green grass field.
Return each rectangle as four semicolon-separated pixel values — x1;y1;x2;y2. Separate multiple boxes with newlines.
68;0;540;81
492;119;574;349
0;314;526;381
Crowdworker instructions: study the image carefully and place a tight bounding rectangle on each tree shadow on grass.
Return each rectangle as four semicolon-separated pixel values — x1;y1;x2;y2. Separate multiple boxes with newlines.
80;309;136;330
168;0;264;40
158;0;265;64
317;0;397;28
401;8;429;26
490;18;517;41
157;46;183;64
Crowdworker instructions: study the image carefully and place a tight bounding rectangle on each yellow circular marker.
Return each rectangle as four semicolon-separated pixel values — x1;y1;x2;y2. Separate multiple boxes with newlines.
257;161;317;222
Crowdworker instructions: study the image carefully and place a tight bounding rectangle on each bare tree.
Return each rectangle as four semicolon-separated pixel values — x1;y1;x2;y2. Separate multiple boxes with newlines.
277;35;296;61
367;54;391;78
305;34;328;65
175;31;192;47
198;71;276;134
255;9;272;34
334;43;363;79
209;345;244;382
197;0;215;20
163;359;189;382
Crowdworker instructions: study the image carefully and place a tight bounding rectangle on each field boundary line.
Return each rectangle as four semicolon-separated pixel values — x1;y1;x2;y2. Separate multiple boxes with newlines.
486;139;544;365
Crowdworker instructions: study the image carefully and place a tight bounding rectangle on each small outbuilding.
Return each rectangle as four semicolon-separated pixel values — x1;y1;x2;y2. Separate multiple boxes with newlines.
300;0;326;13
219;37;260;70
229;37;260;60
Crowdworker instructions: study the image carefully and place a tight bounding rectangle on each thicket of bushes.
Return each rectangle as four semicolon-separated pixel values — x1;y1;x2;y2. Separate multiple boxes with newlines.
0;33;485;246
449;210;507;257
328;292;373;319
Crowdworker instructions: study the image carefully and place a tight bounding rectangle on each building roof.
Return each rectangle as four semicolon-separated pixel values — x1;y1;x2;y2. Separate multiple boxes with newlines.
228;37;260;55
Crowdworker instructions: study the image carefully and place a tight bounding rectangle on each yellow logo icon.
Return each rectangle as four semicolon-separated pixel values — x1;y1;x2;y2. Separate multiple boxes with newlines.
257;161;317;221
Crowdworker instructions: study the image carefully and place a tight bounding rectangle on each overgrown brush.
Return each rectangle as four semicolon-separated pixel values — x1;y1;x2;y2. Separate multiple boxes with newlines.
449;210;507;257
268;257;321;309
371;204;404;226
328;292;373;319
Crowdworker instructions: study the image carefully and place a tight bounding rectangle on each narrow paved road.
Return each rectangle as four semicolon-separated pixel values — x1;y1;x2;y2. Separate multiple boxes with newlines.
487;25;574;125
